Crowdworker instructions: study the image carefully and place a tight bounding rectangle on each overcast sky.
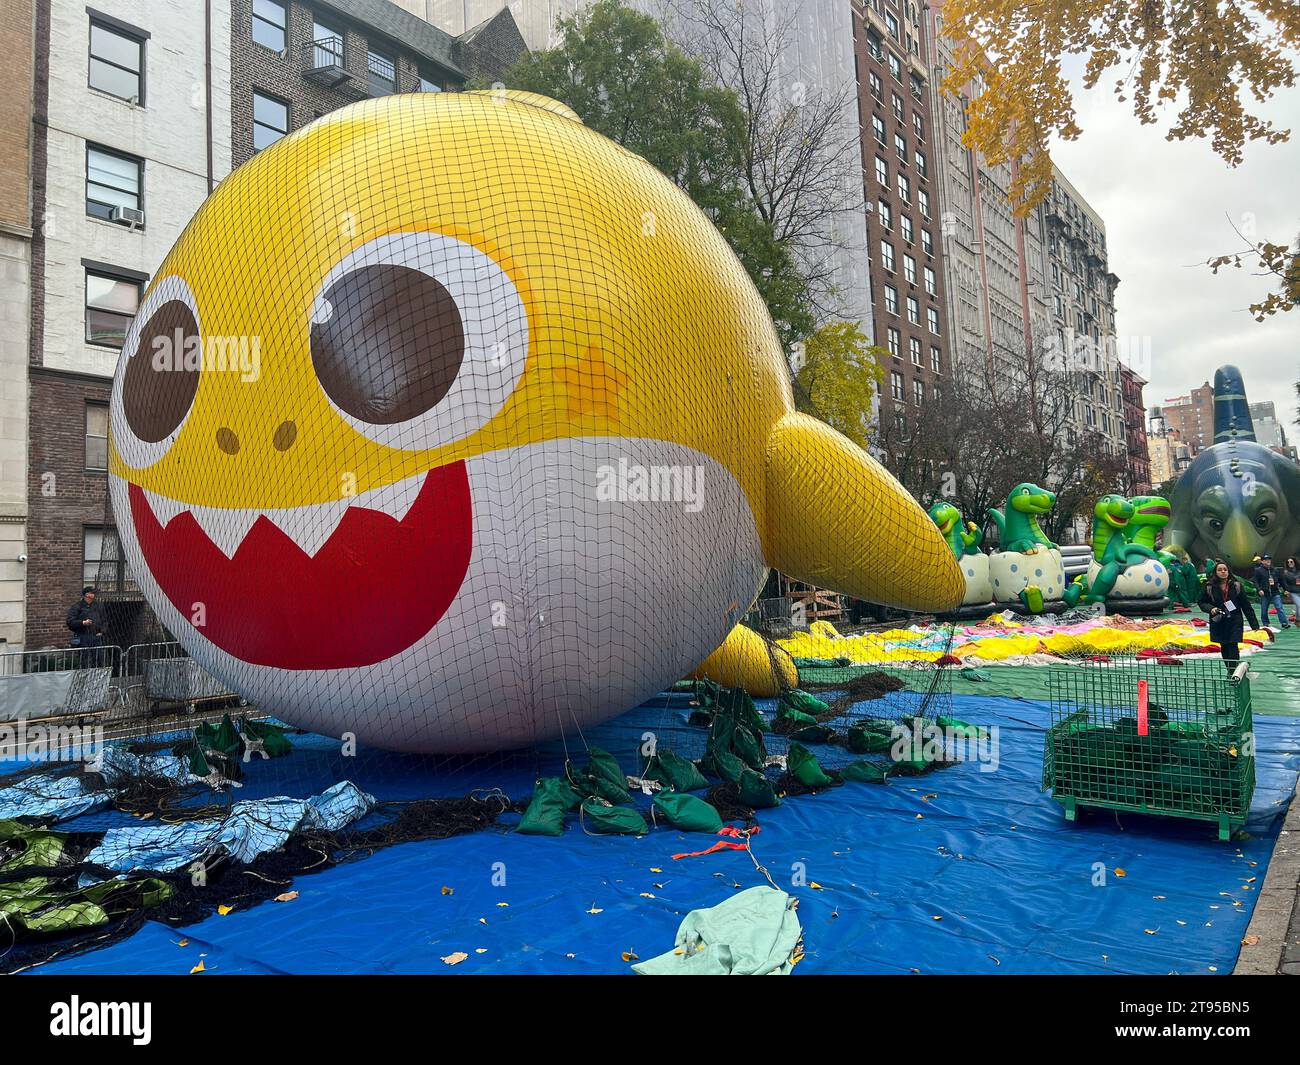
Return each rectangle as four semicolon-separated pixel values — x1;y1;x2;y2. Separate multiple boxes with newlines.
1048;57;1299;429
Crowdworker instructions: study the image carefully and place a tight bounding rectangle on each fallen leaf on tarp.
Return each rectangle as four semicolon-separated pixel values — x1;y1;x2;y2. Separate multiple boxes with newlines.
173;939;189;948
1114;868;1126;878
932;915;942;921
649;867;662;873
587;905;603;914
496;902;509;908
1144;929;1157;935
1177;920;1187;926
475;948;487;954
921;793;937;803
217;905;233;916
441;886;454;896
639;892;655;898
1242;934;1260;945
809;882;823;890
621;950;639;962
1246;876;1257;883
442;952;468;966
139;812;153;820
1153;895;1166;900
189;960;205;974
274;891;298;903
479;917;487;925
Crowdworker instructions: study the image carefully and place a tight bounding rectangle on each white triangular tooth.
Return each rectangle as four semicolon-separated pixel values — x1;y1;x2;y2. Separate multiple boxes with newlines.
351;474;423;522
264;498;349;557
143;489;189;528
189;506;260;559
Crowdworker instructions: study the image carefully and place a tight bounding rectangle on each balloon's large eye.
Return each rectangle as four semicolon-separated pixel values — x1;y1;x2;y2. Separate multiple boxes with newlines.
111;275;202;468
309;232;529;450
311;264;465;424
123;300;201;441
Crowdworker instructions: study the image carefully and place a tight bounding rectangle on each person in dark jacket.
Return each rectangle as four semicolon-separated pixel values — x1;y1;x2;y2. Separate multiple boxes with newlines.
1252;553;1290;628
1282;557;1300;624
65;586;105;648
1200;561;1261;674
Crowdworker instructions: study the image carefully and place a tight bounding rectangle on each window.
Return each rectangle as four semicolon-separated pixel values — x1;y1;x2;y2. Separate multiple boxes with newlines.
85;403;109;470
872;114;886;145
915;151;927;178
89;19;144;103
251;0;286;51
906;295;920;324
313;19;344;66
903;254;916;284
253;91;289;151
927;306;940;334
86;145;142;221
897;173;910;203
894;132;906;159
85;267;141;348
913;379;925;405
887;330;901;360
885;11;900;38
889;53;902;81
901;215;914;243
931;345;942;373
910;74;924;100
867;30;884;60
877;199;892;229
909;336;921;364
874;156;888;186
868;71;882;99
921;229;933;255
918;188;930;218
923;265;936;295
884;284;898;314
880;240;895;271
368;48;397;95
84;526;134;592
892;93;904;122
890;370;904;399
913;112;924;139
419;69;443;92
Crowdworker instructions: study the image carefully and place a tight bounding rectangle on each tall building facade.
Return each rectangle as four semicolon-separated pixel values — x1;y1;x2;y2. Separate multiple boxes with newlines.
923;6;1050;391
1119;365;1150;492
0;0;35;648
16;0;523;651
1248;401;1297;461
1159;381;1216;455
853;0;950;439
1039;166;1126;457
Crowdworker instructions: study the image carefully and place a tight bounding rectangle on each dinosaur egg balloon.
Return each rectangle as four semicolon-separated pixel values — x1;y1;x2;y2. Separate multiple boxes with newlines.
109;91;962;752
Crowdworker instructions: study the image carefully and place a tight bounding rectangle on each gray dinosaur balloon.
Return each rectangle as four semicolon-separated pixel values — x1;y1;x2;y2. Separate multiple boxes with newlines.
1166;365;1300;575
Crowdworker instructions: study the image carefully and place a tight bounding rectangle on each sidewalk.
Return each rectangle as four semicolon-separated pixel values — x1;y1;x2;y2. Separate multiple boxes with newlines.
1235;771;1300;974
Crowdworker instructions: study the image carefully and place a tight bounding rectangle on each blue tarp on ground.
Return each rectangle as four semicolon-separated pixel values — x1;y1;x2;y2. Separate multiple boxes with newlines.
19;692;1300;975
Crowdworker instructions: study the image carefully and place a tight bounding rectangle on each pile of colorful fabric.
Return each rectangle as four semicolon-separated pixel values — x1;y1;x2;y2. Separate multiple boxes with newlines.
780;616;1273;668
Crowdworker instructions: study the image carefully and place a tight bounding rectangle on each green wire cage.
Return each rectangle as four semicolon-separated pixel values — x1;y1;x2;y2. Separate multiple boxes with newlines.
1043;660;1255;841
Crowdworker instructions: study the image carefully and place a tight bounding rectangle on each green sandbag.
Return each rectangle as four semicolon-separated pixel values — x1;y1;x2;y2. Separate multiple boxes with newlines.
839;760;891;784
718;686;770;735
585;747;630;797
517;777;579;836
642;749;709;792
785;723;835;744
701;745;746;785
581;798;648;836
846;723;894;754
778;705;819;728
730;725;767;770
935;715;987;739
738;769;781;809
778;689;830;718
653;791;724;833
787;743;835;787
239;716;293;757
194;713;244;758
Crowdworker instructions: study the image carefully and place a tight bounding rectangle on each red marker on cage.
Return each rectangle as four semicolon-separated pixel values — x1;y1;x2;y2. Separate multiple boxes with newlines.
1137;679;1149;736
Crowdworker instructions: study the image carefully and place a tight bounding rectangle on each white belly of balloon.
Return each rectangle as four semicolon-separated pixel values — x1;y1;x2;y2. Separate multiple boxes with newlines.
988;548;1066;604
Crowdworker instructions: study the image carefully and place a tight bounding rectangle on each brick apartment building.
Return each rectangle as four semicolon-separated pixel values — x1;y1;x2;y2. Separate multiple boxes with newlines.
15;0;523;651
1119;364;1150;493
853;0;950;441
1158;381;1216;456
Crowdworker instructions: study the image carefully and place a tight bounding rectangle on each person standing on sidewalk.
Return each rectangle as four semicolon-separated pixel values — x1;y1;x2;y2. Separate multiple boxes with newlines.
1282;557;1300;624
1252;554;1291;629
65;586;105;648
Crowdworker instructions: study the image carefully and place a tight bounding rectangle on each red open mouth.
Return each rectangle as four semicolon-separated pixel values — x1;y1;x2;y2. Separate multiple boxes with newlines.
128;464;473;670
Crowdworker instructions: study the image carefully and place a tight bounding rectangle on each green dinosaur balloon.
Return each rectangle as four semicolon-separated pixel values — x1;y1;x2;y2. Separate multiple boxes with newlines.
989;483;1058;554
928;501;983;559
1063;495;1160;606
1128;495;1173;555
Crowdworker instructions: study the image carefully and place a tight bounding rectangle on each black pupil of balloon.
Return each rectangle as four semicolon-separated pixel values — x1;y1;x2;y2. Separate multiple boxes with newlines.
123;299;201;444
310;263;466;425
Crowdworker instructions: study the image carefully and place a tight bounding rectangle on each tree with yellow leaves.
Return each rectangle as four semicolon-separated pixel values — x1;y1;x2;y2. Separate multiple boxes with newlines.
941;0;1299;215
790;322;885;452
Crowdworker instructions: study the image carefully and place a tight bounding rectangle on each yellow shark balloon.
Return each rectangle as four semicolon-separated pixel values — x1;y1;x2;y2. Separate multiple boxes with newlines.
108;91;960;752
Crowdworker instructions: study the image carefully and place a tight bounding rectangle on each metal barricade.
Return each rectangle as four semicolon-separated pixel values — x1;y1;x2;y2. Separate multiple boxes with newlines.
0;644;121;721
120;642;242;716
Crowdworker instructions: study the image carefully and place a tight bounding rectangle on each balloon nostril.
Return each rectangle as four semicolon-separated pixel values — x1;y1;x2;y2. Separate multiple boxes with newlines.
216;427;240;455
273;420;298;452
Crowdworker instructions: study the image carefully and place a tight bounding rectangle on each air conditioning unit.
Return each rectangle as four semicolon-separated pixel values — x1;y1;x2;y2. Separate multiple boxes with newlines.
110;205;145;228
